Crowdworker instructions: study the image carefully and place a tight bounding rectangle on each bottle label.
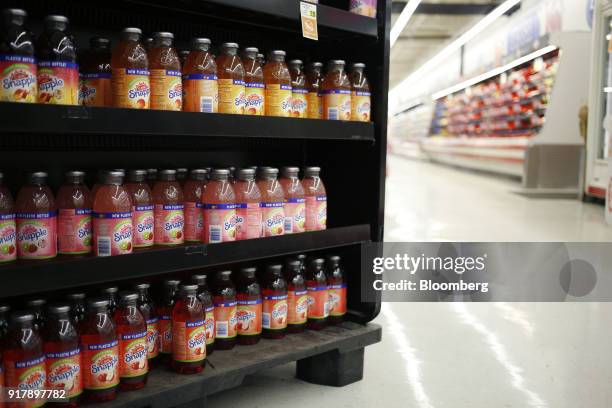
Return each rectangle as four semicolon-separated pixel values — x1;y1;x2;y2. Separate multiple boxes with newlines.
351;91;371;121
0;213;17;263
237;299;262;336
45;348;82;398
159;315;172;354
132;205;154;248
204;306;215;346
93;211;133;256
172;320;206;362
284;198;306;234
306;91;321;119
80;72;112;107
291;88;308;118
204;203;237;243
306;195;327;231
184;202;204;242
183;73;219;113
4;355;46;408
287;289;308;325
263;295;288;329
235;202;263;240
82;340;119;390
265;83;292;117
16;211;57;259
146;318;160;359
154;204;185;245
38;61;79;105
349;0;377;17
58;208;92;255
0;55;37;103
119;332;148;378
328;284;347;317
308;286;329;319
322;89;351;120
151;69;182;111
112;68;150;109
214;301;237;339
244;82;265;115
218;78;245;114
261;202;285;237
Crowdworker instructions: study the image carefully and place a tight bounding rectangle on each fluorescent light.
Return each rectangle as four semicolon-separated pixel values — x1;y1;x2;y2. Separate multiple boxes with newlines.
390;0;422;48
431;45;558;99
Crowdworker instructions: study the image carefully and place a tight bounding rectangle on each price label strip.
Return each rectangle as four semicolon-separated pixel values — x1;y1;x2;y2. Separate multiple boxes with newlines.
300;1;318;41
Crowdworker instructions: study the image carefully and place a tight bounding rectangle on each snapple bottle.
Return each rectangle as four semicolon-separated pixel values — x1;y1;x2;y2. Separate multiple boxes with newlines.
262;264;288;339
150;32;182;111
191;274;215;355
284;259;307;333
93;171;133;257
134;283;159;367
65;293;86;326
303;167;327;231
306;258;328;330
203;169;236;243
80;37;112;107
236;267;262;345
16;172;57;260
182;38;218;113
111;27;150;109
25;298;46;331
57;171;93;256
326;255;347;324
100;287;119;315
349;63;371;122
172;284;206;374
80;298;118;402
183;169;207;243
0;172;16;263
279;167;305;234
43;304;82;407
321;60;351;120
289;60;308;118
36;15;78;105
234;168;263;240
0;9;37;103
156;280;180;366
153;170;185;246
213;270;237;350
306;62;323;119
264;50;292;117
115;292;148;391
217;42;245;114
257;167;285;237
242;47;264;115
125;170;154;248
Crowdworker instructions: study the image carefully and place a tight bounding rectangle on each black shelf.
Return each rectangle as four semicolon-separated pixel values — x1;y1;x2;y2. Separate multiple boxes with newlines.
0;225;370;298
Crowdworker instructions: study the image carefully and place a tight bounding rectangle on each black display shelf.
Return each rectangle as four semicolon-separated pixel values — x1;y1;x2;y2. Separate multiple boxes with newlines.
0;225;370;298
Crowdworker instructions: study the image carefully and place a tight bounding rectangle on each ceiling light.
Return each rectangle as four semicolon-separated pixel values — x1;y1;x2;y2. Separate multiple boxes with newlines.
390;0;423;48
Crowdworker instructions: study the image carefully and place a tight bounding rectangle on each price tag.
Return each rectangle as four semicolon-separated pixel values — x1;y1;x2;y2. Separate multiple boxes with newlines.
300;1;318;41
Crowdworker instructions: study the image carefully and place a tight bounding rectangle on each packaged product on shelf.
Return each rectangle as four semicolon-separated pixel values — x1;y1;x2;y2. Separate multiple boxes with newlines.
146;169;157;189
203;169;237;243
176;168;188;186
326;255;346;324
234;168;263;240
57;171;93;256
0;9;37;103
183;169;207;243
349;62;371;122
306;258;328;330
349;0;377;18
172;284;206;374
182;38;218;113
43;304;83;406
0;172;16;263
306;62;323;119
279;166;306;234
66;292;86;325
79;37;112;107
92;171;133;257
256;53;265;65
115;292;148;391
284;258;308;333
150;32;182;111
289;59;308;118
262;264;288;339
213;270;238;350
125;170;154;248
134;283;159;366
236;267;262;345
16;172;57;260
191;274;215;355
303;166;327;231
178;50;189;67
36;15;79;105
156;279;180;365
217;42;245;114
264;50;292;117
242;47;265;115
111;27;150;109
321;60;351;120
25;298;46;330
257;167;286;237
100;286;119;315
153;169;185;246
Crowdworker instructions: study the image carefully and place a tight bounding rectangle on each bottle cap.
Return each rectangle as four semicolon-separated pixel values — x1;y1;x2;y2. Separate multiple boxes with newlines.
328;59;346;67
326;255;341;267
217;270;232;278
25;299;46;308
176;168;188;180
121;27;142;41
128;169;147;183
303;166;321;177
29;172;47;185
350;62;366;70
266;264;283;276
134;282;151;291
118;291;139;304
153;31;174;40
222;42;239;49
9;311;34;324
65;170;85;184
86;298;110;311
258;167;279;180
66;293;86;301
243;47;258;59
308;62;323;69
310;258;325;268
159;169;177;181
285;259;302;271
191;274;208;286
101;286;119;295
257;53;265;63
163;280;181;296
0;305;11;314
289;59;303;68
280;167;299;178
43;15;69;31
46;303;71;315
189;169;208;181
90;37;111;48
269;50;286;61
240;267;257;278
103;171;124;185
178;284;198;295
236;168;255;181
191;38;211;51
211;168;230;181
3;9;27;26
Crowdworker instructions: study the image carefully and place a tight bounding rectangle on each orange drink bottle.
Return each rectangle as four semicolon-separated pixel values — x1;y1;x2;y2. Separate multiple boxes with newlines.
57;171;92;256
182;38;218;113
257;168;285;237
326;255;347;324
156;280;180;366
80;37;112;107
191;274;215;355
262;264;288;339
0;172;17;263
152;170;185;246
234;168;263;240
305;62;323;119
172;284;206;374
306;258;328;330
279;167;306;234
263;50;292;117
289;59;308;118
125;170;154;248
213;270;238;350
242;47;265;115
349;63;371;121
114;292;148;391
149;32;182;111
321;60;351;120
111;27;150;109
303;166;327;231
284;258;307;333
217;42;245;114
236;267;262;345
134;283;159;367
183;169;207;243
202;169;236;243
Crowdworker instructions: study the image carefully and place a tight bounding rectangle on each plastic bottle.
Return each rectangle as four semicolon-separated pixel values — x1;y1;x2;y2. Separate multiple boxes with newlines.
183;169;207;243
149;32;182;111
303;167;327;231
57;171;93;256
264;50;292;117
242;47;265;115
306;258;328;330
349;63;371;122
262;264;288;339
191;274;215;355
236;267;262;345
182;38;218;113
279;167;306;234
66;292;86;326
25;298;46;331
284;259;307;333
93;171;133;256
80;37;112;107
115;292;148;390
297;254;307;274
80;298;118;402
289;59;308;118
172;284;206;374
111;27;150;109
0;8;37;103
326;255;347;324
213;270;237;350
16;172;57;260
257;167;285;237
0;172;16;263
156;280;180;366
125;170;154;248
234;168;263;240
44;304;82;407
36;15;78;105
306;62;323;119
217;42;245;114
100;286;119;316
153;169;185;246
203;169;236;243
134;283;159;367
321;60;351;120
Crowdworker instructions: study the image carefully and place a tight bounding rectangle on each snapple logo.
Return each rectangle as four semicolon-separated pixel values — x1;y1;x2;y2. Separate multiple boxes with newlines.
91;354;118;374
3;69;36;90
245;94;264;108
146;330;157;347
137;218;153;233
188;330;206;349
235;214;244;224
128;82;150;99
78;222;92;240
292;98;307;111
0;229;16;244
38;74;64;92
294;211;305;224
281;99;292;110
357;101;371;113
266;213;284;228
164;220;184;231
114;228;132;243
224;216;237;231
168;83;182;99
124;344;147;363
17;225;47;242
18;369;45;390
234;93;246;106
80;85;97;100
340;99;351;113
48;363;80;385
